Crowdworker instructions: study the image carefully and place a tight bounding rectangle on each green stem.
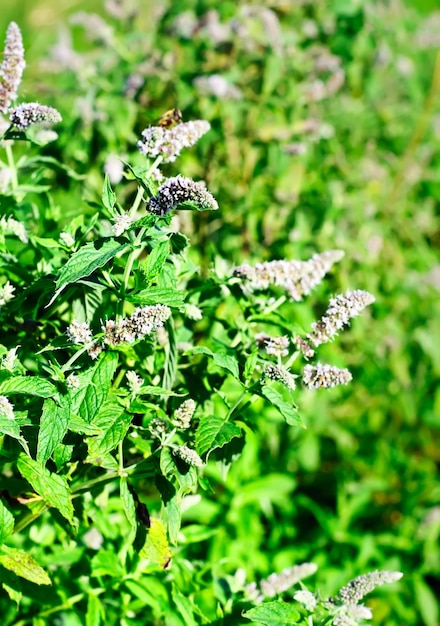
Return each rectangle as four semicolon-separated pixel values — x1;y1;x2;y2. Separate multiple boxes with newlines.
61;341;98;374
4;142;18;190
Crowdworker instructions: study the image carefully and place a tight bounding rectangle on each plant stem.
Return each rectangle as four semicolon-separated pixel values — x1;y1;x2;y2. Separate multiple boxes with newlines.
4;142;18;190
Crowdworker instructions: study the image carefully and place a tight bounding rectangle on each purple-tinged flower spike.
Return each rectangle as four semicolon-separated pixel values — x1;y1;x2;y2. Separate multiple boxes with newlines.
148;175;218;215
303;363;352;389
173;399;196;429
264;363;296;391
174;444;204;468
138;120;210;163
335;570;403;606
0;22;25;114
307;289;375;348
9;103;62;130
103;304;171;345
233;250;344;301
255;333;289;357
246;563;317;604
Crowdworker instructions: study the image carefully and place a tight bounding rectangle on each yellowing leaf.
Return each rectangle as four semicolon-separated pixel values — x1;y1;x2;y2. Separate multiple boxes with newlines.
140;518;172;569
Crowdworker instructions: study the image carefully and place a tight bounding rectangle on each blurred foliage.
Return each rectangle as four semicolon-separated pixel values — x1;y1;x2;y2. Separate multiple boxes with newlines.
1;0;439;624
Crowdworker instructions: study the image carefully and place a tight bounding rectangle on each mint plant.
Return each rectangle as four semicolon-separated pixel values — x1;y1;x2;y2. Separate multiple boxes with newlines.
0;16;408;625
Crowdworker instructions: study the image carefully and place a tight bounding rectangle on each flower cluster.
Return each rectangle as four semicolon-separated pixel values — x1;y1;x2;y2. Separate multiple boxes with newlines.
263;363;296;391
138;120;210;163
0;281;15;306
294;290;375;355
303;363;352;389
173;399;196;429
0;22;25;114
174;444;204;468
66;320;93;345
103;304;171;345
126;370;143;395
148;175;219;215
246;563;317;604
255;332;289;357
9;103;62;130
0;395;14;420
0;216;28;243
232;250;344;301
325;570;403;626
0;22;62;132
111;213;132;236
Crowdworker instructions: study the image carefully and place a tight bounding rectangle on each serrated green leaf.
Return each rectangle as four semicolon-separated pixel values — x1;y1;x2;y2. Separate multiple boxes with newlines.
160;446;176;478
0;546;51;585
0;376;56;398
140;518;173;569
195;415;242;457
261;385;303;427
17;455;75;525
0;416;30;455
164;496;181;546
169;231;188;254
102;173;116;211
187;346;240;379
78;353;119;423
86;402;132;461
243;600;300;625
0;499;14;544
51;239;130;302
142;241;169;282
128;287;184;308
120;477;137;537
37;395;70;464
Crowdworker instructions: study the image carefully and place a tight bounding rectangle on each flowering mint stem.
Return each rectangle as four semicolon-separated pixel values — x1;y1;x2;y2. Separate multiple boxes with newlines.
61;341;97;373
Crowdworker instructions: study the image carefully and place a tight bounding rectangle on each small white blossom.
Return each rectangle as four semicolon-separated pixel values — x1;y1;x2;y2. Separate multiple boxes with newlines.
104;304;171;345
126;370;143;395
66;320;93;345
294;590;317;611
264;363;296;391
66;374;80;390
0;22;26;113
336;570;403;605
0;281;15;306
0;216;28;243
104;153;124;185
0;395;14;420
111;213;132;236
255;333;289;357
138;120;211;163
148;175;218;215
59;232;75;247
173;399;196;429
1;347;18;371
10;103;62;130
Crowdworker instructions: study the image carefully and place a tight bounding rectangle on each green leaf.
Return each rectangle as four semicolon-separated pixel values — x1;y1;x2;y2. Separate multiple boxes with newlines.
261;385;303;427
195;416;242;457
86;402;132;461
243;600;300;625
187;346;240;379
0;376;56;398
0;546;51;585
120;477;137;537
171;583;197;626
140;518;173;569
128;287;184;308
0;416;30;455
86;592;102;626
51;239;130;302
414;575;439;626
17;455;75;525
102;173;116;211
0;499;14;544
37;396;70;464
77;353;119;423
160;446;176;478
142;241;169;282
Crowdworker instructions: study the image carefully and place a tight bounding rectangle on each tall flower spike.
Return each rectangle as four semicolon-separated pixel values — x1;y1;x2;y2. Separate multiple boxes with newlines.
149;175;218;215
233;250;344;301
307;289;375;348
303;363;352;389
10;103;62;130
335;570;403;606
0;22;25;114
138;120;211;163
